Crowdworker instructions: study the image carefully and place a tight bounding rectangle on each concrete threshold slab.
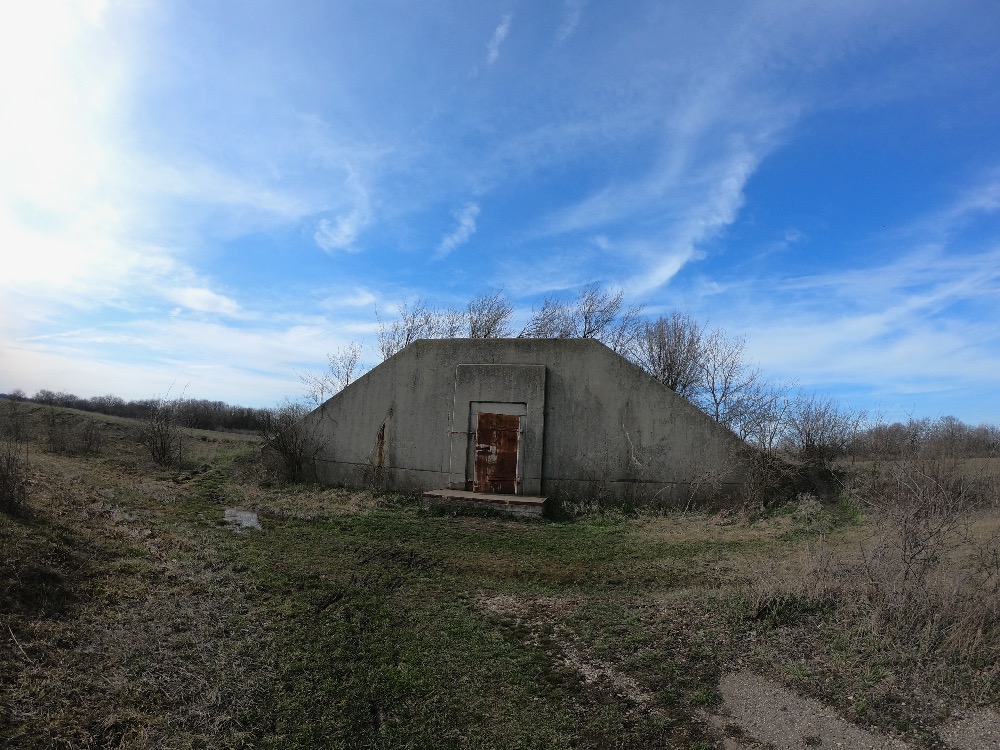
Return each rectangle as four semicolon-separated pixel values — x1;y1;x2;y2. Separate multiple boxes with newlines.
421;489;547;517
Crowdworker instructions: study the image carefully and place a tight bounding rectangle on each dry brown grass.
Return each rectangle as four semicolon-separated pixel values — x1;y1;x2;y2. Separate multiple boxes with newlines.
731;459;1000;740
1;405;271;749
4;402;999;749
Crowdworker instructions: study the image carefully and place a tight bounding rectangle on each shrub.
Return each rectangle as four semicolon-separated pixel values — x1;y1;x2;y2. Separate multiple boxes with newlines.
0;400;29;514
258;401;322;483
78;419;105;455
0;437;28;515
136;392;184;467
848;458;1000;670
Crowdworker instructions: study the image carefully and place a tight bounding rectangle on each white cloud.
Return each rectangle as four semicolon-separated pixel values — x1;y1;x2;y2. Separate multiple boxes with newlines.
313;171;373;252
315;211;369;252
593;235;612;251
436;202;481;258
556;0;584;44
320;287;379;309
617;147;764;295
490;249;596;296
164;287;241;317
697;241;1000;420
487;14;513;65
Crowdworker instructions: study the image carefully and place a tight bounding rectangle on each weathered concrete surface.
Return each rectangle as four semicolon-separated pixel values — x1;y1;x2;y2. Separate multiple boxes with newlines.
299;338;750;505
223;508;261;531
421;489;546;517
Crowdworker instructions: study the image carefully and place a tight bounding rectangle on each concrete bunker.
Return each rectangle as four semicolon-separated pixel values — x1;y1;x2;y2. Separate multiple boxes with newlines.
299;338;751;512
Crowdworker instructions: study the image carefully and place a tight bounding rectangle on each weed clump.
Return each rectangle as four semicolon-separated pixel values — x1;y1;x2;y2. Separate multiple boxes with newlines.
0;400;29;515
42;407;106;456
0;438;28;515
847;458;1000;689
741;458;1000;706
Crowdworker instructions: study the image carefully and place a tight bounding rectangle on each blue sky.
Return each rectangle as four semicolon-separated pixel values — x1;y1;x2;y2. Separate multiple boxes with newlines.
1;0;999;424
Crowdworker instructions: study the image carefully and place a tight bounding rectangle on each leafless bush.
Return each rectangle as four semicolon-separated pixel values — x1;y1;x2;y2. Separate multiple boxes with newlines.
742;455;1000;700
783;393;865;468
0;439;28;515
848;458;1000;683
44;406;72;454
852;416;1000;461
774;458;1000;693
136;391;185;467
39;406;105;456
78;419;104;455
258;401;323;483
740;451;800;508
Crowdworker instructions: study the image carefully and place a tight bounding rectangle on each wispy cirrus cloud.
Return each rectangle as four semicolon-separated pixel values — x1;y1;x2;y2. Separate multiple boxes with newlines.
314;196;373;253
556;0;584;44
164;287;241;317
693;225;1000;421
436;202;480;258
486;14;513;65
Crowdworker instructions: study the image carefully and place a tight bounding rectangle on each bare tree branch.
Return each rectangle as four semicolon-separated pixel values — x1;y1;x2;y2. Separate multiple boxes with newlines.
300;341;365;405
466;291;514;338
520;283;644;352
637;313;704;397
696;330;761;431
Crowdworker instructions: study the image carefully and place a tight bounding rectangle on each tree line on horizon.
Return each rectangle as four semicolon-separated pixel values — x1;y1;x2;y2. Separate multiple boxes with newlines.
5;284;998;464
0;388;268;433
303;285;1000;464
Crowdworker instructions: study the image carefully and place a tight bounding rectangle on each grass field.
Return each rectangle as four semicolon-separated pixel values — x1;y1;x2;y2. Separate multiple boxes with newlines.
1;403;997;748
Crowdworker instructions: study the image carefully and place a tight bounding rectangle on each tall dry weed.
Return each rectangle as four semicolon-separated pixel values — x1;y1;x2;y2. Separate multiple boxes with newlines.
847;458;1000;691
0;400;29;514
742;456;1000;701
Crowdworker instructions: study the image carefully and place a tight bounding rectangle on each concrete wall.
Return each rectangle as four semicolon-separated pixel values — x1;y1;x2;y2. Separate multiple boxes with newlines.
299;338;750;505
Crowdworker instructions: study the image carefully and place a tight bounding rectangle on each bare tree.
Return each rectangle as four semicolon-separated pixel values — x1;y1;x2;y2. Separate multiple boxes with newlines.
604;302;646;358
637;313;704;397
784;392;866;467
437;307;466;338
734;380;796;455
520;283;644;353
300;341;365;406
136;388;186;467
466;291;514;338
576;283;623;339
376;300;441;360
696;329;762;431
519;296;576;338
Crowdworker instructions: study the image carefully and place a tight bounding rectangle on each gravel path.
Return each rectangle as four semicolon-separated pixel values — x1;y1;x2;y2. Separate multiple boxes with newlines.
939;709;1000;750
714;672;910;749
714;672;1000;750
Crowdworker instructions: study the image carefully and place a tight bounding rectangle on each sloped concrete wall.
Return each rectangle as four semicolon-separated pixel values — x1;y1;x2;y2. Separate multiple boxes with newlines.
298;338;750;505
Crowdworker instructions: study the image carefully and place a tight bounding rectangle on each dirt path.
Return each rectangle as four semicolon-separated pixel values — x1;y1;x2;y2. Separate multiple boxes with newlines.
713;672;909;749
713;671;1000;750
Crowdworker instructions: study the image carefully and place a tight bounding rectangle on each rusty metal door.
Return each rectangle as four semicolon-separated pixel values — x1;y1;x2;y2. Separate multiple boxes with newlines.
473;412;520;494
